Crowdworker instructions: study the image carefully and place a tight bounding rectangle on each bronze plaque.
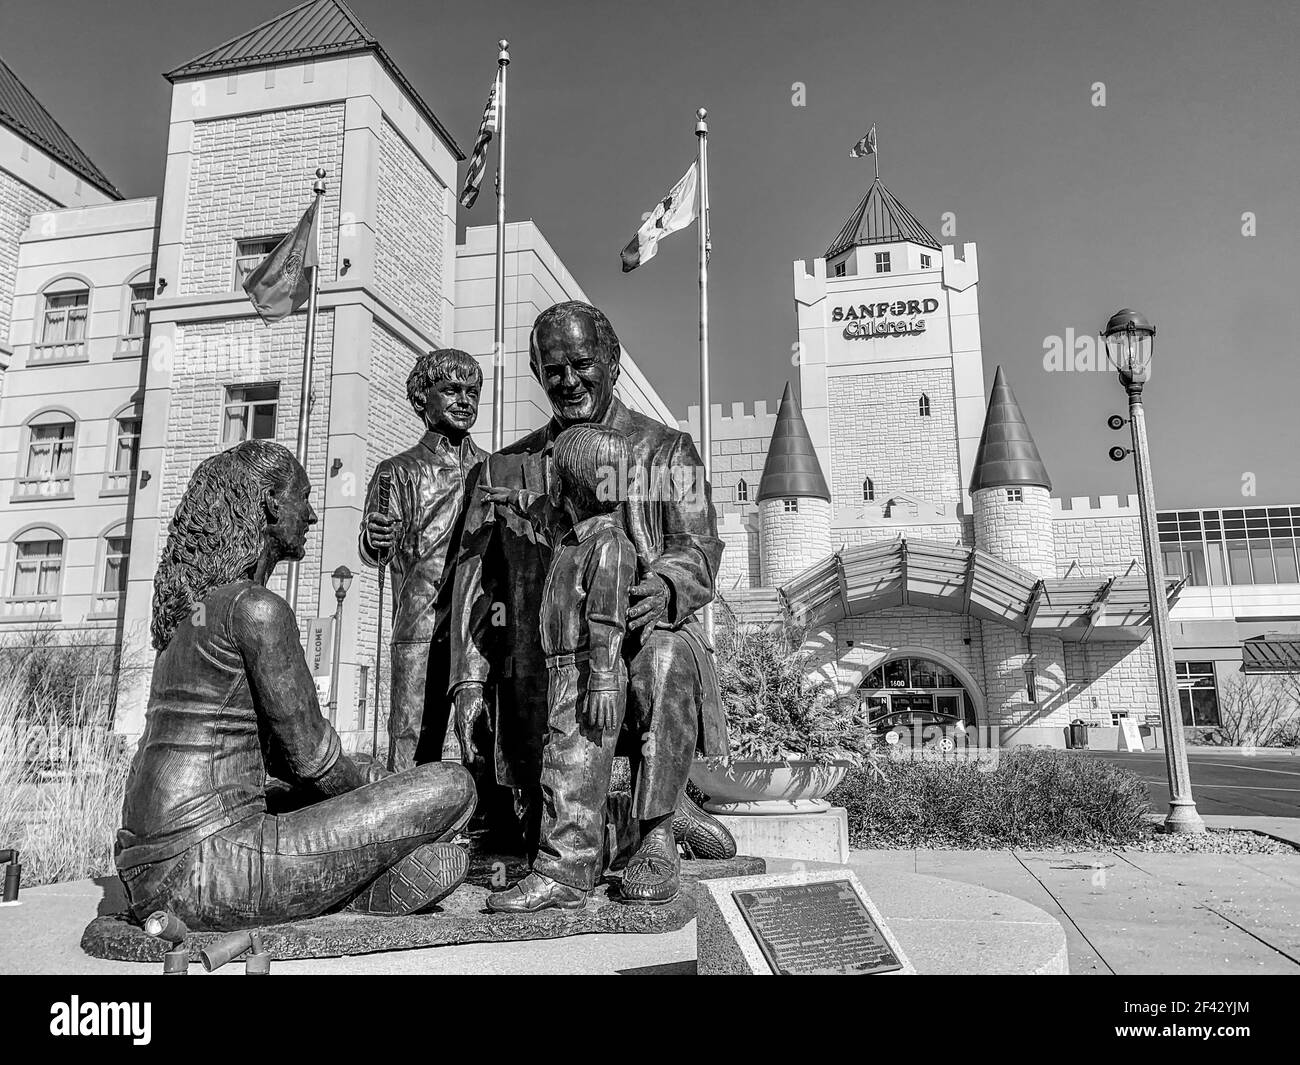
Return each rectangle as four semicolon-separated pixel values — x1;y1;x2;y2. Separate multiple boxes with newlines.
731;879;903;975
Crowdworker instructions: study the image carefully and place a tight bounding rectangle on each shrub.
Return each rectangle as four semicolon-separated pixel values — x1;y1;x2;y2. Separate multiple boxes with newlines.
711;600;877;768
829;747;1152;849
0;626;127;727
0;675;133;888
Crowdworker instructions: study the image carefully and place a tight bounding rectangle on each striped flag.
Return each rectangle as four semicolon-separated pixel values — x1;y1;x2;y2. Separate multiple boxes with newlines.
242;198;319;324
850;124;877;159
459;72;501;209
620;163;698;272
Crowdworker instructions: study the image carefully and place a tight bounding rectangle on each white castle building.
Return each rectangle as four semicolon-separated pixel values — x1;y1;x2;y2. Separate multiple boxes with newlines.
1;0;1296;750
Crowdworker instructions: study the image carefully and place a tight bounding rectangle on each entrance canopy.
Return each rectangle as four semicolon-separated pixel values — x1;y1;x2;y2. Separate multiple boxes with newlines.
776;537;1184;643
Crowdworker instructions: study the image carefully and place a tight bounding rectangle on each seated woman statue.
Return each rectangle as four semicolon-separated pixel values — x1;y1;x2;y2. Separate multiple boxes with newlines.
115;439;476;931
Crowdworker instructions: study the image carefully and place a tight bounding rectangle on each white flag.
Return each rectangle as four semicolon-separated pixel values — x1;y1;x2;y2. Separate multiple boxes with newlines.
620;163;699;272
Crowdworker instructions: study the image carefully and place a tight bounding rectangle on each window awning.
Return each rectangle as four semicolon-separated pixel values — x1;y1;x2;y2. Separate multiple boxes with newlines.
757;537;1184;643
1241;636;1300;674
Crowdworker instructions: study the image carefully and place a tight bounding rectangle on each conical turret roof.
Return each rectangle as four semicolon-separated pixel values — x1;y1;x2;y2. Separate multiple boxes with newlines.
826;178;940;259
969;366;1052;492
757;383;831;502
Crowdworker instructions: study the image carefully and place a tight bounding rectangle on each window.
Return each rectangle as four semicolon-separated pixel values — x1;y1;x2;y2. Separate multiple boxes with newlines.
1006;487;1024;503
918;393;931;417
19;418;75;497
875;252;891;274
1176;661;1220;726
223;385;279;444
1110;711;1130;726
358;664;370;729
920;254;932;268
38;286;89;357
735;478;749;503
102;535;129;595
126;281;154;337
1157;505;1300;587
782;498;799;513
9;531;63;613
833;262;846;277
234;236;285;289
106;416;140;493
863;477;875;502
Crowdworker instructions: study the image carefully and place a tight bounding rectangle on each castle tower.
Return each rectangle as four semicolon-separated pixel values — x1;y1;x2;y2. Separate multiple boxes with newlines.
969;366;1055;580
757;382;832;586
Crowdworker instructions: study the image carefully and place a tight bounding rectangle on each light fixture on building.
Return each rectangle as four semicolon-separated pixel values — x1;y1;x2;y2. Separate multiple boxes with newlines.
341;258;351;275
331;457;343;477
156;278;167;294
1101;307;1203;833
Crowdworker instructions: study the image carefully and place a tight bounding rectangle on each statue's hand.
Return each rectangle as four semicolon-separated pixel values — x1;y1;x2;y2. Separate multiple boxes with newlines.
365;512;398;552
586;689;621;730
478;485;516;507
453;683;488;764
628;572;669;631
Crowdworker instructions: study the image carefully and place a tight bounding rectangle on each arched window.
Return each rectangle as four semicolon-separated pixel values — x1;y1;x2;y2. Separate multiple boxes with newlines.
105;409;140;494
7;526;65;617
863;477;875;502
18;410;76;499
124;271;154;339
93;524;130;617
735;478;749;503
918;393;931;417
36;278;90;362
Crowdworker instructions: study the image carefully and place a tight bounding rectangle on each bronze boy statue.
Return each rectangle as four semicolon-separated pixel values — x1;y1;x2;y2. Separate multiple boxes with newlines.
360;348;486;772
479;424;642;911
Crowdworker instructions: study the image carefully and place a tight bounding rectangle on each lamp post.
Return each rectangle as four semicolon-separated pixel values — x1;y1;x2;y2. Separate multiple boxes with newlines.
328;565;353;726
1102;308;1204;833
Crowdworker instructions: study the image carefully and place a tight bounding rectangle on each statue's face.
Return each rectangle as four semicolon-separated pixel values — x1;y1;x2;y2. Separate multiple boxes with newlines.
421;374;481;437
532;314;618;426
266;465;318;562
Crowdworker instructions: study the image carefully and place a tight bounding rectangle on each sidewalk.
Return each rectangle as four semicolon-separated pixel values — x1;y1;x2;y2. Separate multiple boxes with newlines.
2;821;1296;975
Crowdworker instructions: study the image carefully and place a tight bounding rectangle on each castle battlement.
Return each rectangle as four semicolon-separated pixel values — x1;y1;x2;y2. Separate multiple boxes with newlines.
1051;495;1139;518
678;399;776;434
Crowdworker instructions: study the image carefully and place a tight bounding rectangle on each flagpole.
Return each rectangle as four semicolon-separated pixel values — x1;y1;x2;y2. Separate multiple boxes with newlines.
873;126;879;180
696;107;714;641
491;40;510;452
285;166;326;613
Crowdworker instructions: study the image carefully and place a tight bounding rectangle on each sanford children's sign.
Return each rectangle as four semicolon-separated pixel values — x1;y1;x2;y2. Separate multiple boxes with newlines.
832;298;939;340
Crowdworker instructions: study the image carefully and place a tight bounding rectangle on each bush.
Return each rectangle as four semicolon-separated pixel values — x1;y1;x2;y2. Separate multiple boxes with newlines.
829;747;1152;849
0;660;133;887
0;626;126;727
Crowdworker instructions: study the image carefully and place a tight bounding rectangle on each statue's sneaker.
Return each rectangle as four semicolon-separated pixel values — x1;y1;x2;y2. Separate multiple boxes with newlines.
620;828;680;905
347;842;469;916
486;872;588;913
672;793;737;860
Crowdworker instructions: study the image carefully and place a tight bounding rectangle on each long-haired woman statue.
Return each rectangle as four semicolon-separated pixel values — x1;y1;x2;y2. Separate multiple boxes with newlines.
115;440;476;930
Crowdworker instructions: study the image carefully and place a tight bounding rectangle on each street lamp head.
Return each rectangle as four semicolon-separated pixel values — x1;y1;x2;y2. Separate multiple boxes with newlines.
1102;308;1156;390
331;565;353;600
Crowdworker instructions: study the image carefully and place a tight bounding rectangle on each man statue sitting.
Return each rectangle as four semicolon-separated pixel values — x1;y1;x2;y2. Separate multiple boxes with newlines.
115;440;476;931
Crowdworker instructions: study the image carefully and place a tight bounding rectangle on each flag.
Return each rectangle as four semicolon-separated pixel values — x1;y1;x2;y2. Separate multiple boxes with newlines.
459;72;501;210
850;124;877;159
242;198;319;324
620;163;699;272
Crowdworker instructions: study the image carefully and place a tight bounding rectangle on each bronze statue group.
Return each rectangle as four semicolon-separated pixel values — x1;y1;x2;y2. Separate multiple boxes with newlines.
114;300;737;930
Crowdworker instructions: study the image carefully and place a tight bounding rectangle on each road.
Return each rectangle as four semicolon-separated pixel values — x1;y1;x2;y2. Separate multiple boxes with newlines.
1072;749;1300;817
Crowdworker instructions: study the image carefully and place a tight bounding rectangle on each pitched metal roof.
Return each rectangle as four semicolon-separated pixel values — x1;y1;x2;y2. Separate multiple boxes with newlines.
756;382;831;503
773;537;1183;643
0;55;121;198
164;0;464;159
826;178;940;259
969;366;1053;493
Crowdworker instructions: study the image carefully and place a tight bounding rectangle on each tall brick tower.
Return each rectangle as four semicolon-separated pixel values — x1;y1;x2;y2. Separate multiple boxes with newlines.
756;382;831;586
969;365;1054;578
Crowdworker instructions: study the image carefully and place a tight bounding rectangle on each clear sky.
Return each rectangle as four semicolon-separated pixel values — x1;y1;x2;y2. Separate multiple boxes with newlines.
6;0;1298;507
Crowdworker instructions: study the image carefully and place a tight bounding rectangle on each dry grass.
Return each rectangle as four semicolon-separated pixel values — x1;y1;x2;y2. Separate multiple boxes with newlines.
0;681;132;888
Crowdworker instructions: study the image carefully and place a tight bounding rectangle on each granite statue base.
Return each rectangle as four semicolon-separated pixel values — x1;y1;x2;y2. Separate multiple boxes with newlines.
715;807;850;864
80;852;765;963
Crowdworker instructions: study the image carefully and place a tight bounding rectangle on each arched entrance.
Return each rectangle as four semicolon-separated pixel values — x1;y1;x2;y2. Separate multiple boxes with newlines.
856;653;983;745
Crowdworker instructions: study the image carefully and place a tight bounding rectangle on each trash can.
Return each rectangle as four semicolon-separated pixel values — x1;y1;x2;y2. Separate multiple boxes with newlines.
1068;719;1089;750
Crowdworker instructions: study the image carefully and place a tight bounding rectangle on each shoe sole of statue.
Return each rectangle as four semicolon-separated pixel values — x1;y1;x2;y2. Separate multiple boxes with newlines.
354;842;469;916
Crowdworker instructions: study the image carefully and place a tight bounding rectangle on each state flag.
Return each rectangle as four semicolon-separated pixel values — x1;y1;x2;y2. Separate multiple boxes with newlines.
620;163;698;272
242;198;319;324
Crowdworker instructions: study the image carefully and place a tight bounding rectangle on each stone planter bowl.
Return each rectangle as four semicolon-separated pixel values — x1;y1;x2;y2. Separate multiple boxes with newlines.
689;758;853;815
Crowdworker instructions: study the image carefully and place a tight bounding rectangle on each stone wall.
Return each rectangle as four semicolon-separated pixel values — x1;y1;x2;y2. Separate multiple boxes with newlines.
179;104;345;296
375;119;445;339
974;485;1055;579
0;168;56;346
679;400;776;519
760;497;831;586
826;368;961;519
1054;514;1145;577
